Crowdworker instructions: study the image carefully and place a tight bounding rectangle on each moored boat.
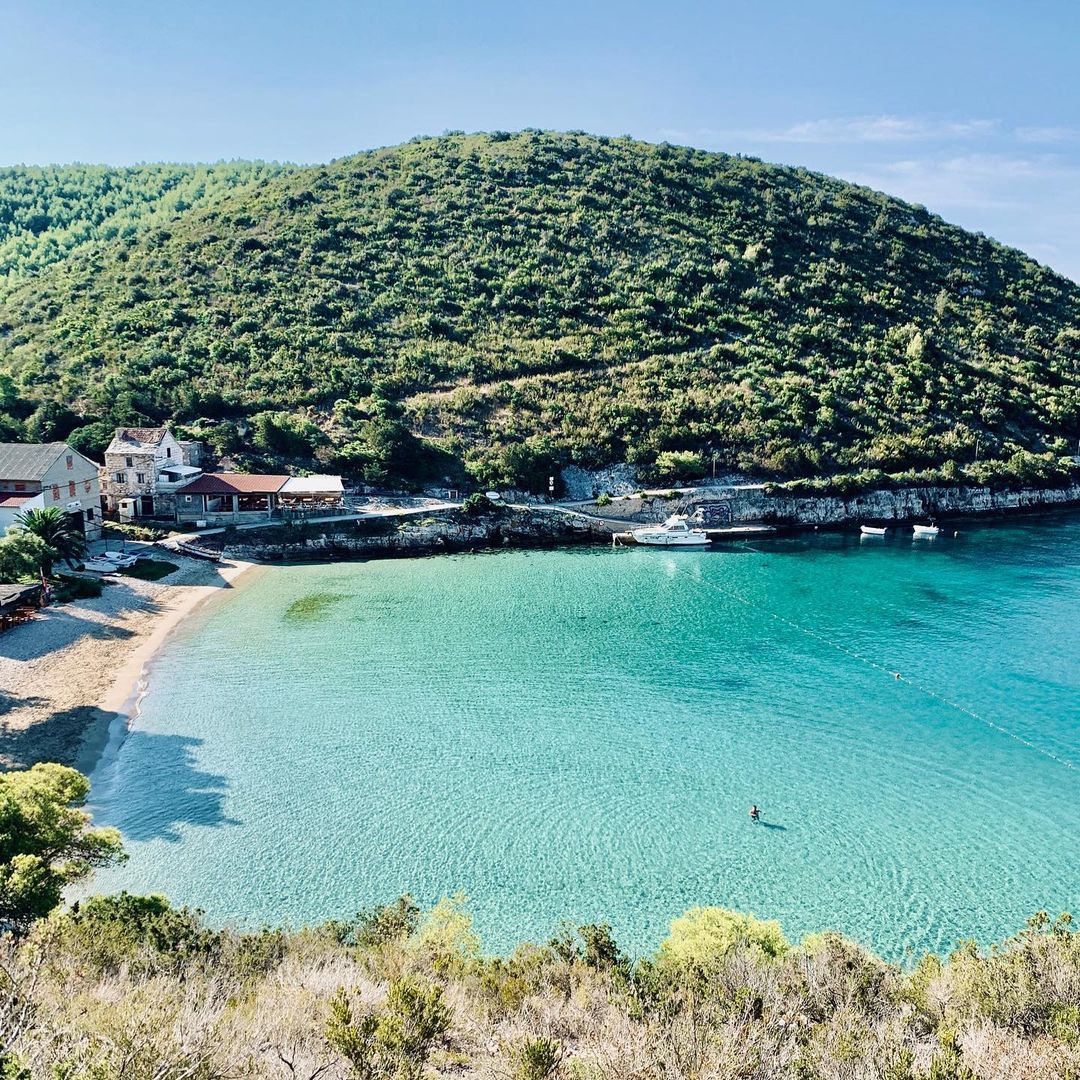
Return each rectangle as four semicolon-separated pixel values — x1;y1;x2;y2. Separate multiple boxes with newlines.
913;523;940;537
860;525;888;536
631;514;710;546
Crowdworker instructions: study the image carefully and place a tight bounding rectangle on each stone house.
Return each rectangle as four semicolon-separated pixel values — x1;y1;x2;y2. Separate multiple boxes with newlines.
101;427;203;518
0;442;102;540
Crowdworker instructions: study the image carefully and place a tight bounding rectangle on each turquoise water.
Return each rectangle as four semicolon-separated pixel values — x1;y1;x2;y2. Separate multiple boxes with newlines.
87;516;1080;960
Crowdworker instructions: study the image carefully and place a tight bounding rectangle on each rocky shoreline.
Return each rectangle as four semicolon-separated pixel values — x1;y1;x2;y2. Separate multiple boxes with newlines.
211;506;611;562
202;482;1080;562
592;480;1080;529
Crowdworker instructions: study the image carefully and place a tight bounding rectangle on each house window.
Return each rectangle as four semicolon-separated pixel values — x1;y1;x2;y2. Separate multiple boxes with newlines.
66;455;73;470
166;447;172;458
84;481;92;493
13;482;24;492
68;481;76;497
114;472;126;484
85;508;95;521
125;456;133;467
51;484;60;500
135;472;146;484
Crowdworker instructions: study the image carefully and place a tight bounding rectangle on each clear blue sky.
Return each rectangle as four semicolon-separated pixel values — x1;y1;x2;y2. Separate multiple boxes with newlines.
5;0;1080;279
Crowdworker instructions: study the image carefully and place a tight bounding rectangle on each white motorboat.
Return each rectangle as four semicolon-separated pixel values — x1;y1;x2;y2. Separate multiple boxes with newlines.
81;559;120;574
631;515;710;546
103;551;140;567
860;525;888;536
912;523;940;537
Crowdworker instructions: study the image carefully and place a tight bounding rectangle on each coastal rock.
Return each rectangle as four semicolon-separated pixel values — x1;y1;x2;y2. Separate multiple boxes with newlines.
560;463;640;500
217;507;609;562
592;483;1080;527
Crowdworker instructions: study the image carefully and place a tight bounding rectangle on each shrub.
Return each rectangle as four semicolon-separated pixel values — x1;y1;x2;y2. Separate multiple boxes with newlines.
461;493;496;516
657;907;789;972
326;977;450;1080
51;572;103;601
50;892;219;976
119;559;179;581
105;521;169;542
515;1038;562;1080
654;451;705;483
409;893;480;973
0;765;124;931
353;894;421;948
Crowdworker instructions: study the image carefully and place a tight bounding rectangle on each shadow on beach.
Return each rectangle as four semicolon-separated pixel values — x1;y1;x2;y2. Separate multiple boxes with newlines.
0;558;241;664
0;581;164;663
0;608;141;663
144;562;240;589
0;703;106;770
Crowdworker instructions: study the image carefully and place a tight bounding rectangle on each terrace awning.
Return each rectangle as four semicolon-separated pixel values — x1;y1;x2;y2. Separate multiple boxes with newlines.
279;475;344;496
0;584;41;615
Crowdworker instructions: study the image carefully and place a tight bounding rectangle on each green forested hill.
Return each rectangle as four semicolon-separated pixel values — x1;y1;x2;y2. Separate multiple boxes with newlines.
0;132;1077;490
0;162;291;278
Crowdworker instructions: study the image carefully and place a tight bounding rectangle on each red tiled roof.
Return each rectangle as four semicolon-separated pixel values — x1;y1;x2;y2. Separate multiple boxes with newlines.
0;492;35;508
177;472;289;495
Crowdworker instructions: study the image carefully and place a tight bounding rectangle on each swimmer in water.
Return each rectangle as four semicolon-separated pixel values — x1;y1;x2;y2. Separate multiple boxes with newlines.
749;804;761;821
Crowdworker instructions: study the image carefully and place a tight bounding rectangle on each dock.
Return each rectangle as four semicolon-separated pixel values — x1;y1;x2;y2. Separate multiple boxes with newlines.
614;524;777;545
705;525;777;540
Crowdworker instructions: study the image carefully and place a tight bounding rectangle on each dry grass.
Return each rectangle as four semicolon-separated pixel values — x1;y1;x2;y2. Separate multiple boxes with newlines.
0;906;1078;1079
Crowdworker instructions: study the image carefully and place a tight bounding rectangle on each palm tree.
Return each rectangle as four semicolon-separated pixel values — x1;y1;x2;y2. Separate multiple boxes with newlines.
15;506;86;575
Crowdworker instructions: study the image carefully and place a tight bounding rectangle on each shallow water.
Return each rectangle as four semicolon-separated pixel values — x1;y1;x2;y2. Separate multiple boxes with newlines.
87;515;1080;959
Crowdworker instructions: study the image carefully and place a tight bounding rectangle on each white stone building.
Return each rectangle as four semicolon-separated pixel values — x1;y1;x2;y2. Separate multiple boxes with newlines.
0;442;102;541
101;427;202;518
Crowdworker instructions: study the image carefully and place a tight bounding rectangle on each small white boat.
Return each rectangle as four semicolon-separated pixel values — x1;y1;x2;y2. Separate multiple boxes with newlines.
860;525;888;536
631;514;710;547
81;559;120;574
103;551;139;567
912;523;940;537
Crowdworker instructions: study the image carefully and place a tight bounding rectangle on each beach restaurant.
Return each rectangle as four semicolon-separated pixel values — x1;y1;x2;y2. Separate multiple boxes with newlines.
0;583;42;632
174;472;344;524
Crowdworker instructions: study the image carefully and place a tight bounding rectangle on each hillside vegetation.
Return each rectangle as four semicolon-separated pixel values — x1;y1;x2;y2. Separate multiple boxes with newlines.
4;763;1080;1078
0;161;291;280
1;132;1078;491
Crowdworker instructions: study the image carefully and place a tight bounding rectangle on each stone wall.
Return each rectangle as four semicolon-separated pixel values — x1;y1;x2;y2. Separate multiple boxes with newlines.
203;485;1080;564
102;450;158;508
560;463;640;500
591;483;1080;527
216;508;610;562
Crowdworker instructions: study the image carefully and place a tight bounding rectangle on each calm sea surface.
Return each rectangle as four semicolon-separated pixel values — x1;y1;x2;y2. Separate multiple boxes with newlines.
87;515;1080;959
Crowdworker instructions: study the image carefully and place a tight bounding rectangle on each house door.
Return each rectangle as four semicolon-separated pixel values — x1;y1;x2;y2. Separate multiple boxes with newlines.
140;495;155;517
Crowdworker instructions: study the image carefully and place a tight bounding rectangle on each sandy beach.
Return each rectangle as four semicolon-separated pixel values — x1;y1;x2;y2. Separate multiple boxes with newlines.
0;554;257;771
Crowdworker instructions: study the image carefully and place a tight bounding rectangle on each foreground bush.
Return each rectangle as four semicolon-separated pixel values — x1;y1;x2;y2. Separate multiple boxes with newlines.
0;897;1070;1078
1;765;1078;1077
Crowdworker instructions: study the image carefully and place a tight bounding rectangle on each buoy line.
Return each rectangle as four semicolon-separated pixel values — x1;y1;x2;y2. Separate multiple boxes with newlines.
647;550;1077;773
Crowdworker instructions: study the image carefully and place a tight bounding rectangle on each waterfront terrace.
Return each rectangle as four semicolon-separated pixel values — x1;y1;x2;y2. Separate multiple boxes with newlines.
175;472;345;524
